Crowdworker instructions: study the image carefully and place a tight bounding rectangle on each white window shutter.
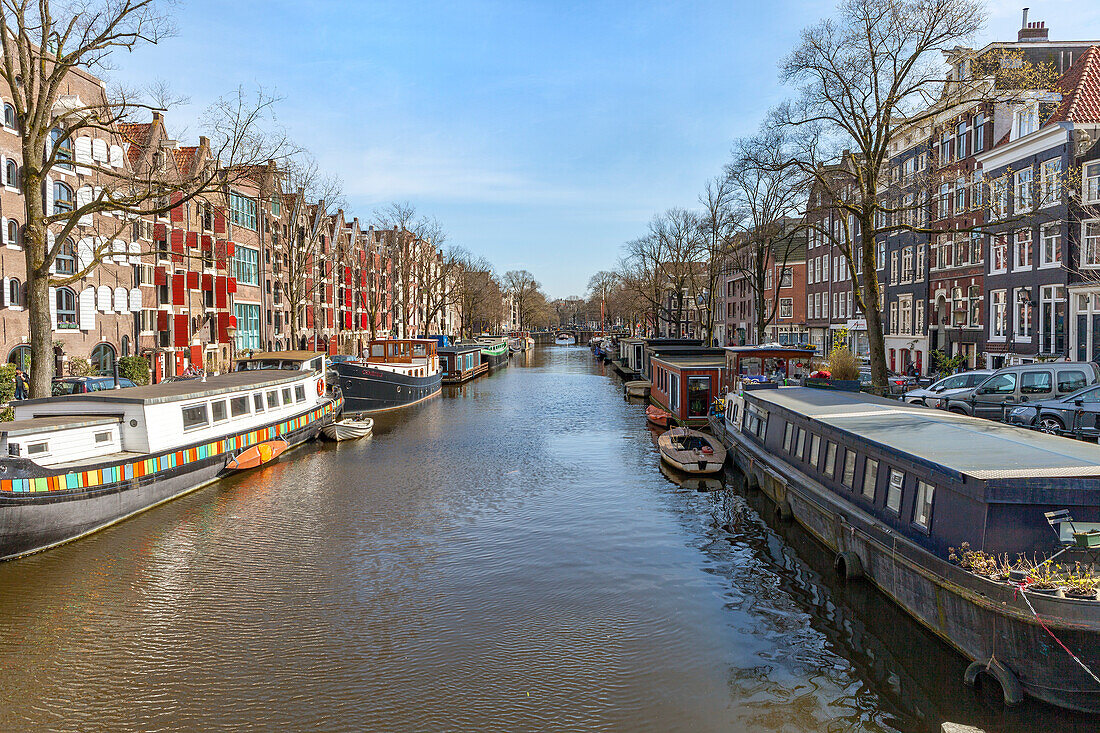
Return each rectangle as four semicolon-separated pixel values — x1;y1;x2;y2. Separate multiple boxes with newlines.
77;186;93;226
45;175;53;215
77;237;94;272
47;231;56;274
109;145;124;169
128;240;141;264
49;286;57;329
129;287;142;312
97;285;112;312
1;277;8;307
0;216;6;246
92;138;108;163
79;286;95;330
113;239;127;263
75;136;93;165
113;286;127;313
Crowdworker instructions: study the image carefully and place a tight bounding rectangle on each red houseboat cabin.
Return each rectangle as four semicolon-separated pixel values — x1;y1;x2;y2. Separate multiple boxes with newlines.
650;353;726;426
721;346;816;392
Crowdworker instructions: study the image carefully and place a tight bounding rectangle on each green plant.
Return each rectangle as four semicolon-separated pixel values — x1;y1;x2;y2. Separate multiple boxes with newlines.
0;363;16;421
68;357;91;377
118;356;151;386
929;348;965;374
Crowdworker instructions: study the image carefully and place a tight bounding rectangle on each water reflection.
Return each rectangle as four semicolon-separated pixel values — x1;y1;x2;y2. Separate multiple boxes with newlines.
0;347;1092;731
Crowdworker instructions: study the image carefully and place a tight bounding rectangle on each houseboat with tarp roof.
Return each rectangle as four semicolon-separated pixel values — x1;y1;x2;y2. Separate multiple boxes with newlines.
439;343;488;384
715;385;1100;712
331;339;442;413
0;352;338;561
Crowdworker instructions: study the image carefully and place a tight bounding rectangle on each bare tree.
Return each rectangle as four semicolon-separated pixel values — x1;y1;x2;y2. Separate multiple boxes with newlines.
502;269;540;329
771;0;983;391
586;270;619;329
451;249;499;338
1;1;293;395
697;176;742;343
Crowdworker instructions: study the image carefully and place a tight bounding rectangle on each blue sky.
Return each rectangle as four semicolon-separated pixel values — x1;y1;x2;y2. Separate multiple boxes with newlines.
111;0;1100;298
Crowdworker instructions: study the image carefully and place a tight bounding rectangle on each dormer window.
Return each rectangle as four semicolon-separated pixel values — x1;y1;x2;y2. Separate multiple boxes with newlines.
1012;103;1038;140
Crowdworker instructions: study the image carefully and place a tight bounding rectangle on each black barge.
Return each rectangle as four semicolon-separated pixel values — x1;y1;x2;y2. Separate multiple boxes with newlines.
714;386;1100;712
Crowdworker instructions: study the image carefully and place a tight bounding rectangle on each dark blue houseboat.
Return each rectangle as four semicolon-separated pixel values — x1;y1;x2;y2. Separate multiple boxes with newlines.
715;386;1100;713
439;344;487;384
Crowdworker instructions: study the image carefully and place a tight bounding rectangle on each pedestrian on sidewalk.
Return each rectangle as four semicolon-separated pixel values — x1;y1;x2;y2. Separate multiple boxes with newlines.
14;368;29;400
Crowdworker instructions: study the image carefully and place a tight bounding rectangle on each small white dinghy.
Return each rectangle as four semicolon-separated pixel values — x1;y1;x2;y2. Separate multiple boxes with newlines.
321;417;374;442
658;427;726;475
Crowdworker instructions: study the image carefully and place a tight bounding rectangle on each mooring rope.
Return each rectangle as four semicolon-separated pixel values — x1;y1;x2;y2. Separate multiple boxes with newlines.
1013;580;1100;687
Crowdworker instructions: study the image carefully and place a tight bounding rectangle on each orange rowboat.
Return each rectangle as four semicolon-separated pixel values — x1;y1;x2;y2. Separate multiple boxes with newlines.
646;405;674;428
225;439;289;471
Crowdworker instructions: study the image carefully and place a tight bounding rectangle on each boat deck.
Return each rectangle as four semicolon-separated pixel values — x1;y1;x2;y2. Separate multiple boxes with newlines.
750;388;1100;480
18;371;307;406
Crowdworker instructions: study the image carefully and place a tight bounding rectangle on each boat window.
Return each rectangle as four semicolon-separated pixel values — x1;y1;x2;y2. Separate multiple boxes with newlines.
1020;371;1052;395
1057;369;1088;393
887;469;904;513
687;376;711;418
211;400;228;423
796;428;806;459
862;458;879;500
294;385;306;403
310;357;323;372
913;481;935;529
743;403;768;439
371;344;385;357
254;393;265;413
27;441;48;455
282;387;292;404
783;423;793;452
94;431;111;444
267;391;279;409
231;396;251;417
842;450;856;488
824;442;837;477
809;434;820;467
182;404;209;431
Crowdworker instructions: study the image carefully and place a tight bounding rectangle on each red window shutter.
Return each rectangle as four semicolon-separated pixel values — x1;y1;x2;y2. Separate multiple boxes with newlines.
154;223;167;241
214;208;227;234
186;231;199;249
201;273;214;291
216;313;229;343
173;314;189;347
326;309;333;327
226;241;236;257
156;309;168;331
186;271;199;289
172;273;185;305
306;306;314;327
226;277;237;294
360;313;368;329
169;192;184;223
214;239;228;270
360;271;367;286
170;230;185;263
201;234;213;249
215;277;227;308
154;266;167;286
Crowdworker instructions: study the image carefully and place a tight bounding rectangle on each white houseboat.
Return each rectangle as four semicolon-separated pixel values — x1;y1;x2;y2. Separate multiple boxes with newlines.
0;352;339;561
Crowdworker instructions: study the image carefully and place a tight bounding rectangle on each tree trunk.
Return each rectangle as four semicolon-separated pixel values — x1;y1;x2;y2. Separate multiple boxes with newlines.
26;257;52;398
861;225;888;394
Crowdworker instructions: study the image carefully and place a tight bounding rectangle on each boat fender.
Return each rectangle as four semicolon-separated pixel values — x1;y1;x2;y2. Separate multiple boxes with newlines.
963;658;1023;707
834;551;864;581
774;498;793;522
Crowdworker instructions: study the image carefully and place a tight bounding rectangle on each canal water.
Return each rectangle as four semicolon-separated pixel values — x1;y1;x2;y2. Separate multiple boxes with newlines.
0;348;1093;732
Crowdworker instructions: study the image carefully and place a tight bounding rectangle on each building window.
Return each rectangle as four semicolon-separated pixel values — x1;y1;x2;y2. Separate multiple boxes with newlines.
7;345;30;372
55;286;77;329
1014;288;1032;339
1013;230;1032;271
1014;168;1032;214
780;268;793;288
1041;223;1061;267
7;277;20;306
1083;221;1100;268
1085;162;1100;204
913;481;934;528
3;103;14;128
968;285;980;328
779;298;793;319
233;246;260;286
1039;285;1066;355
90;343;115;375
6;219;17;246
990;235;1008;273
229;191;257;230
990;177;1007;219
50;128;72;170
862;458;878;500
973;113;985;151
1040;158;1062;206
55;238;76;274
52;181;73;214
1011;103;1037;140
234;302;261;351
4;159;16;188
990;289;1007;339
955;121;967;159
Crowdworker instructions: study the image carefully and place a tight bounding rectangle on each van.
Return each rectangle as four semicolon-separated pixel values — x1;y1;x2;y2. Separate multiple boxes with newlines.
941;362;1100;419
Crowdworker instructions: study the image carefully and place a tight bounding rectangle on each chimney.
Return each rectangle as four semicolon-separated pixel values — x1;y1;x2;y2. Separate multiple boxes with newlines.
1018;9;1049;42
151;111;161;122
1022;7;1028;28
199;136;209;148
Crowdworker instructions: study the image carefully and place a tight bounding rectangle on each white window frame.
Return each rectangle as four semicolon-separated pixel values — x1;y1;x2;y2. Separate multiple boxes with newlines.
1083;220;1100;269
990;289;1007;341
1085;162;1100;205
1040;223;1062;268
1013;229;1032;272
1014;167;1032;214
1040;158;1062;207
1014;287;1033;341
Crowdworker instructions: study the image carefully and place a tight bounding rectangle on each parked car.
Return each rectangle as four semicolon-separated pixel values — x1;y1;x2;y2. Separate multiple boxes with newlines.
940;362;1100;419
52;376;137;396
1004;383;1100;437
903;370;994;407
858;368;908;396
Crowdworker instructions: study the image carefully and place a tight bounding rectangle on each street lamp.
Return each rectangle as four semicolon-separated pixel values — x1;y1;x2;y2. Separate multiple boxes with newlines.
226;326;237;371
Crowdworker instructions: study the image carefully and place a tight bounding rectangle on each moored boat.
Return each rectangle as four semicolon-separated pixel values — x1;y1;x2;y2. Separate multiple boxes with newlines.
0;352;338;561
439;343;488;384
507;330;534;352
624;380;651;398
657;427;726;474
332;339;442;414
555;332;576;346
473;338;510;371
646;404;674;427
715;385;1100;713
321;418;374;441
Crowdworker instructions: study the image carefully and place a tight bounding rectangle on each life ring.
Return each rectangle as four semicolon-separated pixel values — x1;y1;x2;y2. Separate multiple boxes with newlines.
317;377;325;396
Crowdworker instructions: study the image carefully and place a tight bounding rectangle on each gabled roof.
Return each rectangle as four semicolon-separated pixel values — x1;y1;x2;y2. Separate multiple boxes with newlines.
117;122;152;166
1047;45;1100;124
173;146;197;176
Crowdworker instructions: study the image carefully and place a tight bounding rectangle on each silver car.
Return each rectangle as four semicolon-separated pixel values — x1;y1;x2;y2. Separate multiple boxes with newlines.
903;370;994;407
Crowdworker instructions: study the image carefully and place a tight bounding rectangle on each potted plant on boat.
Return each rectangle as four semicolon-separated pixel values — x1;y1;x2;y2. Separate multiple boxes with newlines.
1062;565;1100;600
1025;563;1066;597
803;330;861;392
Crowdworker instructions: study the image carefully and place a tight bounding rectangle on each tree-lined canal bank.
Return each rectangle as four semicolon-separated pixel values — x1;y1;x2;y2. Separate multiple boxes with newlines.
0;348;1088;732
